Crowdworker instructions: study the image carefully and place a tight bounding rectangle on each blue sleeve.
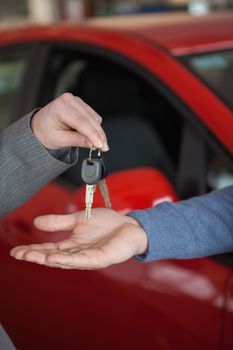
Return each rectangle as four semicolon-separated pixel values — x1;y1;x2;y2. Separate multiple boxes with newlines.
128;186;233;261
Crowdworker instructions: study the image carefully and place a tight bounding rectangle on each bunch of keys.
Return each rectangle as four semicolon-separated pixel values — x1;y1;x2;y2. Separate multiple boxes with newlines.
81;148;111;220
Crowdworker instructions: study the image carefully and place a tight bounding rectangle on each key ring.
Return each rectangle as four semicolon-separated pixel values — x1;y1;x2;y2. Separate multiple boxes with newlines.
89;147;101;161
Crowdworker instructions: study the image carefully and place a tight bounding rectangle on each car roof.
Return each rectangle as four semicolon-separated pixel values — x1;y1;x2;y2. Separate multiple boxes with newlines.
85;11;233;55
0;11;232;56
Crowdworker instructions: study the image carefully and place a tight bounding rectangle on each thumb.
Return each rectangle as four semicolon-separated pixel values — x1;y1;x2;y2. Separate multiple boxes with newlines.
34;213;78;232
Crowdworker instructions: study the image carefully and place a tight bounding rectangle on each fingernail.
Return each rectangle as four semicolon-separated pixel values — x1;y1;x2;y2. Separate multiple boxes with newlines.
102;143;109;152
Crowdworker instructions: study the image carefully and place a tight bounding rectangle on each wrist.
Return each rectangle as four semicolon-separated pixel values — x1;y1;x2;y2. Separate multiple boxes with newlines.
126;217;148;255
31;110;53;149
31;111;45;146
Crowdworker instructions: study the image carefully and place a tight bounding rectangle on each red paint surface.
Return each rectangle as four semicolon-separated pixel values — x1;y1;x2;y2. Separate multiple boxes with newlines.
0;169;233;349
223;274;233;349
72;168;178;213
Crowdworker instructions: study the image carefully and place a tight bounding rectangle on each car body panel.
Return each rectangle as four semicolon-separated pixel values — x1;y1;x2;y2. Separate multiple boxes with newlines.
223;274;233;349
0;245;230;350
0;169;231;349
85;11;233;55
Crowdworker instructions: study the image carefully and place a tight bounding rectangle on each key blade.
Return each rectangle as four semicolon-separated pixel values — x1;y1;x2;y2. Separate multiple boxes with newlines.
85;184;96;220
85;206;91;220
98;179;112;209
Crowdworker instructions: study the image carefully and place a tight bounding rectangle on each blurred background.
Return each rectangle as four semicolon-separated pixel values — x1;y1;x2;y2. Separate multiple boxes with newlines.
0;0;233;27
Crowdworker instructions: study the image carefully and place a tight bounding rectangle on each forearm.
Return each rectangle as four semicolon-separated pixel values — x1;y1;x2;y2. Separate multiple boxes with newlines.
0;112;78;217
128;186;233;261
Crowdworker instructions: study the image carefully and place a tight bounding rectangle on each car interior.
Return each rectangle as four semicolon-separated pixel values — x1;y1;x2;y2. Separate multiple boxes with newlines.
1;45;232;200
39;49;184;192
65;60;181;187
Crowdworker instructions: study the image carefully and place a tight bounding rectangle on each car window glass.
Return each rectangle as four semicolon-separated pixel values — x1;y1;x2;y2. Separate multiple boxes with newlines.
0;49;28;129
40;49;184;190
207;150;233;191
183;49;233;110
54;60;88;98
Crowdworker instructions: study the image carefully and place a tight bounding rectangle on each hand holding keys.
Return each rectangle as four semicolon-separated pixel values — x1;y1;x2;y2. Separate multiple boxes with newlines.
81;149;111;220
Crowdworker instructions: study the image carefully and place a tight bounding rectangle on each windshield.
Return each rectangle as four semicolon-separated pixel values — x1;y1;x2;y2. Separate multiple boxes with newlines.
183;49;233;110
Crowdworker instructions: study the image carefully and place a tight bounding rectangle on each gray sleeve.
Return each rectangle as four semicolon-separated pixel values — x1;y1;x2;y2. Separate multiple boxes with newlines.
128;186;233;261
0;112;78;217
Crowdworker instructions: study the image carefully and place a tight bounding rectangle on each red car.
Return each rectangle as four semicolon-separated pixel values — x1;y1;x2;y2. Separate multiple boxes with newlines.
0;11;233;350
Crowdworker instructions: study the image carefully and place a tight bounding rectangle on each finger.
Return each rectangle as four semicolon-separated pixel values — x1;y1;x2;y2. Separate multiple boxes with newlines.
56;130;93;149
46;263;74;269
34;213;78;232
10;243;59;260
23;249;63;266
13;248;74;269
60;104;108;151
28;242;59;250
57;99;105;145
21;250;47;265
73;96;102;124
39;259;75;269
68;97;103;131
60;93;102;124
46;252;90;268
46;249;107;269
10;245;29;259
57;239;80;251
11;247;43;261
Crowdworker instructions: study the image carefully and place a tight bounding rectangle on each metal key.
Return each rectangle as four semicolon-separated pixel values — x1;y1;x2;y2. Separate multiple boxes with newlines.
98;156;111;209
81;149;112;219
85;184;96;220
81;150;102;220
98;179;111;209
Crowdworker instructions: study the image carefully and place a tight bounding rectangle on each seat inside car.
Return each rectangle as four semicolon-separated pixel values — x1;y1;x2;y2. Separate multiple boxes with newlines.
63;60;176;187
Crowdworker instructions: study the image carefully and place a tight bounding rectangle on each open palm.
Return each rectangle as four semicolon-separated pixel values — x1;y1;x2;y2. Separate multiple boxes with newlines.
10;209;148;269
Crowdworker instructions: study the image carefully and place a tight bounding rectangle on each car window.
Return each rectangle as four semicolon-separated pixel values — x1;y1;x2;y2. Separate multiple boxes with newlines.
38;48;183;189
54;60;88;98
182;49;233;110
0;48;29;129
207;150;233;191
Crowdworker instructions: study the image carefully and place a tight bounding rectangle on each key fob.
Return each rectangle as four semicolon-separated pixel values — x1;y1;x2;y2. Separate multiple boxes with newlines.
81;158;102;185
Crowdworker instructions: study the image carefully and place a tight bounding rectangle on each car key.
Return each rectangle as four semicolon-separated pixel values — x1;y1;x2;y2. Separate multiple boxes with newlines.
98;179;111;209
81;151;102;220
85;183;96;220
98;156;111;209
